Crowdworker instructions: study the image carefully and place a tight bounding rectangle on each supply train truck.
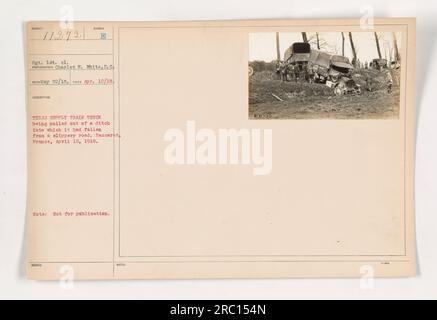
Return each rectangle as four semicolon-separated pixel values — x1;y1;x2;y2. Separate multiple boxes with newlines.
279;42;311;81
308;49;361;95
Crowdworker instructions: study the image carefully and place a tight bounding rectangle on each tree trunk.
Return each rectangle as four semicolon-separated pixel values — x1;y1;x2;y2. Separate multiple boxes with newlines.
301;32;308;43
348;32;357;66
316;32;320;50
392;32;400;62
275;32;281;62
374;32;382;59
341;32;345;56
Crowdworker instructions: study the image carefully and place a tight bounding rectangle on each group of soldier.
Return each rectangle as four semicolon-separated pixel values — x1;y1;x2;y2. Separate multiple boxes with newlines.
365;69;394;93
278;61;394;94
278;61;313;83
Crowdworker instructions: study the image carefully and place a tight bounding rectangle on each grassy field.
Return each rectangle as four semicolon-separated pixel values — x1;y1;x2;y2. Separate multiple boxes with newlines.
249;69;401;119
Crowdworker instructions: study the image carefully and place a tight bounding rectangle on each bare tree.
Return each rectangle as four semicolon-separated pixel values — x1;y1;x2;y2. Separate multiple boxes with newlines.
348;32;357;66
392;32;400;62
307;33;329;50
341;32;345;56
275;32;281;62
374;32;382;59
386;43;394;62
331;44;340;55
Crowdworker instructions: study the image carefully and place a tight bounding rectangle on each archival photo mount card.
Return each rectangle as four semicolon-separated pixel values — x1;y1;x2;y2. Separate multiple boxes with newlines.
26;18;416;280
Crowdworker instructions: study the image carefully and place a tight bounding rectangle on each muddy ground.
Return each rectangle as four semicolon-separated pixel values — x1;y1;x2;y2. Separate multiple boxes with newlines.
249;69;401;119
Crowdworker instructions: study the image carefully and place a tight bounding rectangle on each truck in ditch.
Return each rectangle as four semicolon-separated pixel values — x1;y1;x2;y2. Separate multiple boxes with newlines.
308;50;361;95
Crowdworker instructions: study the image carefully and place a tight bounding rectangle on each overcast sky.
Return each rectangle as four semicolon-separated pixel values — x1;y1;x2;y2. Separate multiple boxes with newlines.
249;31;402;64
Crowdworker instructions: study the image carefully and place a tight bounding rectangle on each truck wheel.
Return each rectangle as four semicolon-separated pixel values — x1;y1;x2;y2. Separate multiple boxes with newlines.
248;66;254;77
334;87;343;96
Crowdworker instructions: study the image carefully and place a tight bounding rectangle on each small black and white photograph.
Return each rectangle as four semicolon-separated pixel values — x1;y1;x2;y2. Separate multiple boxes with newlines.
249;31;402;119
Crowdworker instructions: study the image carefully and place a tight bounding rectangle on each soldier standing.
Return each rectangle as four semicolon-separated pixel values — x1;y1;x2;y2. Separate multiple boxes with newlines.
293;65;299;82
280;62;288;82
307;64;314;83
366;76;372;92
385;70;393;94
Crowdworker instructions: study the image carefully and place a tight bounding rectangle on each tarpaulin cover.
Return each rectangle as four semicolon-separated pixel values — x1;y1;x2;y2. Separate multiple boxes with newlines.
310;50;353;69
284;47;293;61
284;43;311;61
331;55;353;69
292;42;311;54
290;53;310;63
309;50;332;68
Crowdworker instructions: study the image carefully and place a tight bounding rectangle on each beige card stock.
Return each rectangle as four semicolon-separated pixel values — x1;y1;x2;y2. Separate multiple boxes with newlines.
26;19;416;280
